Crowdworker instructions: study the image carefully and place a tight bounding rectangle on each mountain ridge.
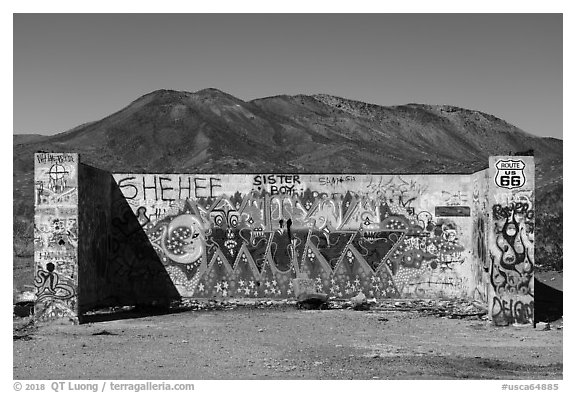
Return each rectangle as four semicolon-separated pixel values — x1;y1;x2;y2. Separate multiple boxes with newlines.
13;88;563;273
13;88;562;180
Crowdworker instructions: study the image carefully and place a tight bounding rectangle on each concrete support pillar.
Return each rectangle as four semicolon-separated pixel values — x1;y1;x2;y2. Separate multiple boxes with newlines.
34;153;79;323
487;156;535;326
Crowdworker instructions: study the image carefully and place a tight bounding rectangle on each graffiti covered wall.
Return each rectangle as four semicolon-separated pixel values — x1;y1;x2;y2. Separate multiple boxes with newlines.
111;173;476;300
105;177;180;308
470;168;490;303
34;153;79;322
487;156;535;326
33;156;181;324
33;154;536;325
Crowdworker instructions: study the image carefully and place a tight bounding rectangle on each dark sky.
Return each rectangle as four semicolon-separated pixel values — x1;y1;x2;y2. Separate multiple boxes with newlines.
13;13;562;139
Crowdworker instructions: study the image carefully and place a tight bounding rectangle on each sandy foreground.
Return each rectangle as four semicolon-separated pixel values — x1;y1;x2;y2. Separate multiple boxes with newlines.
13;303;562;380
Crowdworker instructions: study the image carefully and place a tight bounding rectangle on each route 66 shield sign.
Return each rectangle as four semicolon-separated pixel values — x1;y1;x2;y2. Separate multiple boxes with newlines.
494;159;526;189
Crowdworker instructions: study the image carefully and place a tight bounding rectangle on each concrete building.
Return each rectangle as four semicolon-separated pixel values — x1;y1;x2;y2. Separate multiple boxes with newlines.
34;153;535;325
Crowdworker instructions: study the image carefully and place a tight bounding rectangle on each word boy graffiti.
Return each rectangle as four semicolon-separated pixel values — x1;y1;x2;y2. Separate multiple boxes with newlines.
252;174;303;196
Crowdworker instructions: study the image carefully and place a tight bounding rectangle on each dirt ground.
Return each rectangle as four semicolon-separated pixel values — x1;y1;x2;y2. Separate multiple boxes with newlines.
537;270;563;292
13;304;562;380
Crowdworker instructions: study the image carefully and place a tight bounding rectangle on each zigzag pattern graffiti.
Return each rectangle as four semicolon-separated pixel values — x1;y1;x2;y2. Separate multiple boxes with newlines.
127;191;467;299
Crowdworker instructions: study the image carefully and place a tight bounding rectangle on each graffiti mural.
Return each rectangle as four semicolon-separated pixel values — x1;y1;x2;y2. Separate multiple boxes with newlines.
35;153;78;207
488;156;535;325
32;153;539;325
490;200;535;324
471;214;489;301
109;173;474;300
469;170;491;303
106;185;181;304
34;153;79;322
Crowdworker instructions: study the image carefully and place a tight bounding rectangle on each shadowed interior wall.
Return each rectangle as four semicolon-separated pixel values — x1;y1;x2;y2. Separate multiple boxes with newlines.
77;164;111;316
105;178;181;307
111;173;476;299
34;153;79;322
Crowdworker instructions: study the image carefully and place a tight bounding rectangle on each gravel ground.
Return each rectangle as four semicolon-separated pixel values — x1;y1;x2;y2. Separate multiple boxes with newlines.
13;304;562;380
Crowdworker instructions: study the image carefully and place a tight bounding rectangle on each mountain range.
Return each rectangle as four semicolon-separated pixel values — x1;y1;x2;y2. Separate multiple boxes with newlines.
13;88;563;288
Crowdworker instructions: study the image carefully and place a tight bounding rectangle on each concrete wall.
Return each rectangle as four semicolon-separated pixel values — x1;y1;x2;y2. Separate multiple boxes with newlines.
111;173;476;300
77;164;112;315
33;154;536;325
105;177;180;307
470;168;491;303
34;156;180;324
487;156;535;325
34;153;79;323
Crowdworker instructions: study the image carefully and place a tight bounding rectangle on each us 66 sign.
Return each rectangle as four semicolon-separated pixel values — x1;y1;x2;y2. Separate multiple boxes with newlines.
494;159;526;189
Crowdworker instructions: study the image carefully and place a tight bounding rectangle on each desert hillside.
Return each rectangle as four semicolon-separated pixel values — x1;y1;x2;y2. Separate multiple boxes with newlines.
13;89;563;291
